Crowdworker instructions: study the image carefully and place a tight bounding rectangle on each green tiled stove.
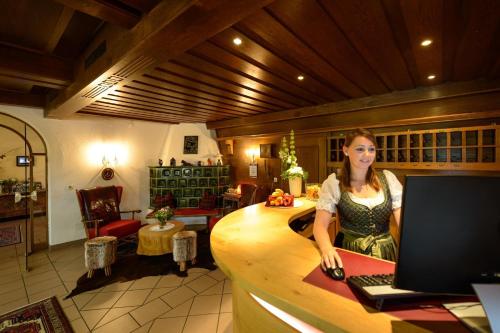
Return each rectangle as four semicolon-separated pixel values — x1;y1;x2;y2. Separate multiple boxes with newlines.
149;166;231;208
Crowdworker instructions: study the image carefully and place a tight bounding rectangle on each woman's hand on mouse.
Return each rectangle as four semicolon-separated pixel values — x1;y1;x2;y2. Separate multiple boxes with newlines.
320;247;343;270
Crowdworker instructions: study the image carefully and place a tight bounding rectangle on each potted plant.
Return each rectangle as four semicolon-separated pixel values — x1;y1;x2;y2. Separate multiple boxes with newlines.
154;206;174;228
279;130;306;197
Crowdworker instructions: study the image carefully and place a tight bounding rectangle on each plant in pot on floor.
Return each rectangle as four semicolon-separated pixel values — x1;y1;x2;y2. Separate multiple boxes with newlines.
155;207;174;228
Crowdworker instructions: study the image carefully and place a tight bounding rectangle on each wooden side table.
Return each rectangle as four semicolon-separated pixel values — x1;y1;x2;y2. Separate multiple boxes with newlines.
136;221;185;255
222;193;242;215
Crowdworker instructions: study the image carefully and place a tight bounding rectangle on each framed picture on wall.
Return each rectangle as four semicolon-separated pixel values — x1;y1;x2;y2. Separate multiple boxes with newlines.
16;156;33;166
183;136;198;154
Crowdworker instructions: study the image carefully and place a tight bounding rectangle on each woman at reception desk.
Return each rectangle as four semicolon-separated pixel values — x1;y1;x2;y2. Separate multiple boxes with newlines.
210;197;465;333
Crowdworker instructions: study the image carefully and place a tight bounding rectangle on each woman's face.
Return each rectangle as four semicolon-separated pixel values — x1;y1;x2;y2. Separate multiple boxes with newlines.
343;136;376;170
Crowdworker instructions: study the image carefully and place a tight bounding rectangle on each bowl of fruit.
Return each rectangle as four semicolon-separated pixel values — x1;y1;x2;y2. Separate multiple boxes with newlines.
266;189;294;207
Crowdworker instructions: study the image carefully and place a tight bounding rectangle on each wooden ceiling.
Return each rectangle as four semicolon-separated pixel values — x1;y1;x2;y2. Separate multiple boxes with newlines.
0;0;499;126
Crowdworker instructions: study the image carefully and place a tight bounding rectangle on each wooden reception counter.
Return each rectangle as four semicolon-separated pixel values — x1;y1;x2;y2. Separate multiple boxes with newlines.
210;198;445;333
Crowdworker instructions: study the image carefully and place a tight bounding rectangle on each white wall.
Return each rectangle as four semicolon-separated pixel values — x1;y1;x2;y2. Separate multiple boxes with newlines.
0;105;220;245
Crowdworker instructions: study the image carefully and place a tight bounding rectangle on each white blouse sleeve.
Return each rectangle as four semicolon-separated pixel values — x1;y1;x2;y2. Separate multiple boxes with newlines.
383;170;403;210
316;173;341;214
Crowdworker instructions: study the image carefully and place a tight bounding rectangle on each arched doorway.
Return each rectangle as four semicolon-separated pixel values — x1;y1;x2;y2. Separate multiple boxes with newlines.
0;112;48;262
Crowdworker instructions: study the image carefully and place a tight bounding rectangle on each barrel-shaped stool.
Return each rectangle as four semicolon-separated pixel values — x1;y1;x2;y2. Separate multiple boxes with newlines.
84;236;117;278
172;231;197;272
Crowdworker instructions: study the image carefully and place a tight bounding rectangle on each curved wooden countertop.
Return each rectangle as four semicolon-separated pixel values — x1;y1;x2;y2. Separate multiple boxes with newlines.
210;198;429;333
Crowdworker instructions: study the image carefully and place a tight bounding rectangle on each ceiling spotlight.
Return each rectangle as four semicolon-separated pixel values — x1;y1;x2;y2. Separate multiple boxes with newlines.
420;39;433;47
427;74;436;80
297;75;304;81
233;37;242;46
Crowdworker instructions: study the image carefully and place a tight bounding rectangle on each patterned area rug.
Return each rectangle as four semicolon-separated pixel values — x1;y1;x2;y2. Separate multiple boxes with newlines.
0;224;21;247
65;230;217;299
0;296;73;332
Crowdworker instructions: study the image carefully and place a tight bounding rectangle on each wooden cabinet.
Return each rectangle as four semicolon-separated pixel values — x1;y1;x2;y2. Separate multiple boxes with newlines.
0;190;47;220
149;166;231;208
328;125;499;170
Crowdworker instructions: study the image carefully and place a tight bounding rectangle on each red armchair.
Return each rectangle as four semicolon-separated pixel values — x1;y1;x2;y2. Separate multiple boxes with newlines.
76;186;142;239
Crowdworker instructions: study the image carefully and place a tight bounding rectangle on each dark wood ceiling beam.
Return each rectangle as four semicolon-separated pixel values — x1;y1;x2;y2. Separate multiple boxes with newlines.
0;45;72;89
46;0;275;119
45;6;75;53
0;90;45;108
52;0;139;29
120;0;160;13
207;79;500;130
79;108;179;123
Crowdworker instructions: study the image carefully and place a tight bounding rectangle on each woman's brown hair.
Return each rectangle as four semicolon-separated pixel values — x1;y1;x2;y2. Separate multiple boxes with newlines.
339;128;381;192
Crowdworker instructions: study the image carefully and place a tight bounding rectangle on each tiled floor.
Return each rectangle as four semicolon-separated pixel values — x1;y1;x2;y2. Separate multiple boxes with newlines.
0;240;233;332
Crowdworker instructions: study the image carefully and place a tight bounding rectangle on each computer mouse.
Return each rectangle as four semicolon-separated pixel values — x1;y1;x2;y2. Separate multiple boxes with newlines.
324;267;345;281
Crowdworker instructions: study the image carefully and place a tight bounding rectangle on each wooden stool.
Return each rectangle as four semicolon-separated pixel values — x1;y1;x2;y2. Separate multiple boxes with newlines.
84;236;117;278
172;231;197;272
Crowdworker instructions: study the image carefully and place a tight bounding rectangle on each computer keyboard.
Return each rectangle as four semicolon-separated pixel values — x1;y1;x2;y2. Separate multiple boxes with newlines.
347;273;427;306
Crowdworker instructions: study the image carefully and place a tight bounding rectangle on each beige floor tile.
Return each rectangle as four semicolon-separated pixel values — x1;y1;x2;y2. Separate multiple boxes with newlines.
93;313;139;333
0;288;27;306
220;294;232;313
83;291;124;310
0;297;28;315
101;280;133;292
72;293;97;310
156;274;184;288
81;308;108;329
144;287;175;303
0;280;25;294
130;298;172;326
96;306;137;328
70;317;90;333
25;277;62;296
185;275;218;294
23;269;58;285
160;299;193;318
28;285;67;303
200;281;224;296
207;269;227;282
149;317;186;333
161;286;197;308
217;313;233;333
114;289;151;307
182;273;204;285
189;295;221;315
129;276;161;290
223;280;232;294
56;294;74;309
131;321;153;333
0;270;22;284
62;304;81;321
183;314;218;333
187;267;210;274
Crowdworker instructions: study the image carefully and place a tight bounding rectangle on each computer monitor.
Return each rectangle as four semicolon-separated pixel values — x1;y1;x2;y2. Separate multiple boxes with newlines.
394;175;500;295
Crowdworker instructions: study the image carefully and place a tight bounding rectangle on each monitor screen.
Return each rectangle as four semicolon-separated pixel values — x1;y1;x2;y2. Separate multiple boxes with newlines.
394;175;500;294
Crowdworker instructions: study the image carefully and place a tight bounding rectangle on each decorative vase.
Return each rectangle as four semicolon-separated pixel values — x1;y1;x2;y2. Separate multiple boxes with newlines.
289;177;302;197
158;218;166;228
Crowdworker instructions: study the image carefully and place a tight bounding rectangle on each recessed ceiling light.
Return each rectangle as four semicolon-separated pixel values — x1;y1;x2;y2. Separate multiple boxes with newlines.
420;39;433;47
233;37;242;46
427;74;436;80
297;75;304;81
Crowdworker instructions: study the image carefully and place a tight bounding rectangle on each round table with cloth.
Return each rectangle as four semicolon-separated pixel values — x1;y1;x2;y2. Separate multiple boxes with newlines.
136;221;185;255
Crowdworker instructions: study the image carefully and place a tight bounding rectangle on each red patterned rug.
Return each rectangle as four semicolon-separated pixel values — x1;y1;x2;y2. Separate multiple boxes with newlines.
0;296;73;332
0;225;21;247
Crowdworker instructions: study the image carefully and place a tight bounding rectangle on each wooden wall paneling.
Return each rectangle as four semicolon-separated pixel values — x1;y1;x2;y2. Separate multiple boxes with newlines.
399;0;443;86
156;61;298;109
189;42;331;104
236;9;363;98
214;91;500;138
148;67;285;110
453;0;500;81
267;0;388;95
210;28;328;106
111;86;252;118
319;0;414;91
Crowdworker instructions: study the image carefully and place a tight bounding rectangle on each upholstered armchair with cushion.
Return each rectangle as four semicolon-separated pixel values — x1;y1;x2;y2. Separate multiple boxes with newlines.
76;186;142;239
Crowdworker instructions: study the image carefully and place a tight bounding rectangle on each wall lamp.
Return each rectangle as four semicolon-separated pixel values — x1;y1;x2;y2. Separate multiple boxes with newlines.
245;148;260;178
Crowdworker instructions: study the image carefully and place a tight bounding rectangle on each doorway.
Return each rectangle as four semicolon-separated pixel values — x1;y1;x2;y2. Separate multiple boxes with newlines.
0;112;48;259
